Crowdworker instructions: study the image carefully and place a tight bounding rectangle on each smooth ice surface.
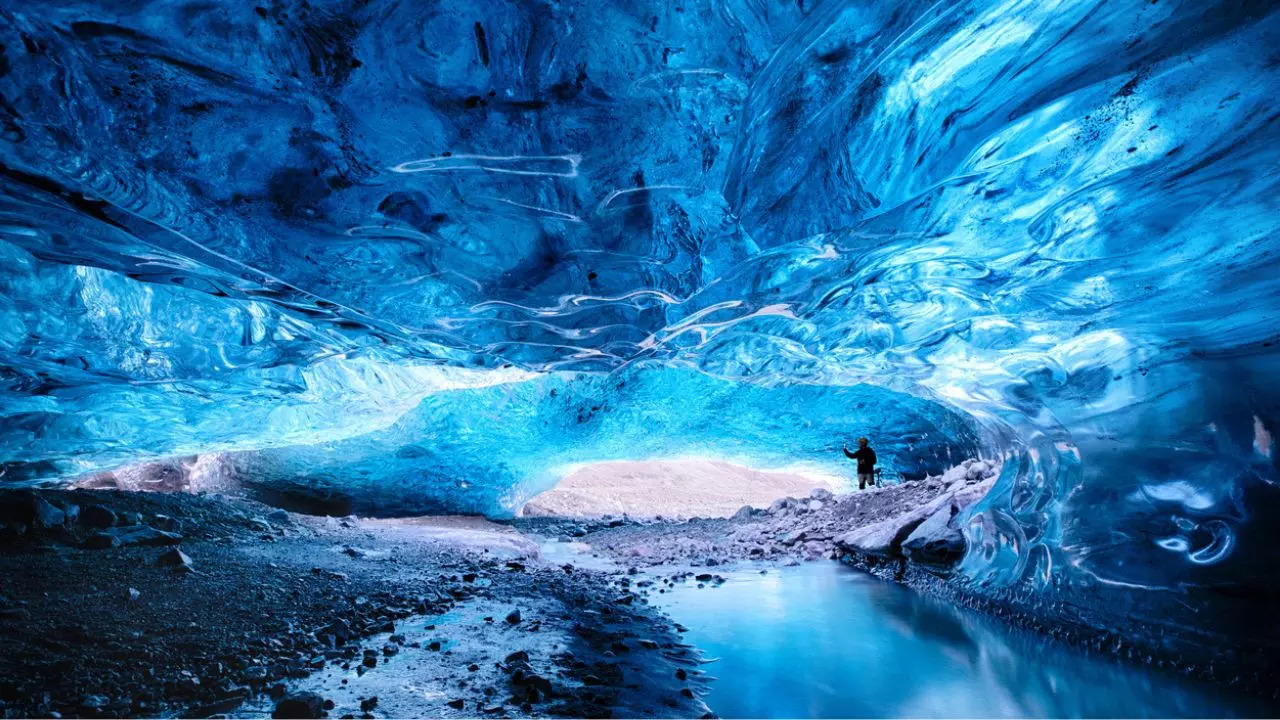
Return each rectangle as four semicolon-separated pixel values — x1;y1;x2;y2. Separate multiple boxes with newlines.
223;367;978;516
1;0;1279;652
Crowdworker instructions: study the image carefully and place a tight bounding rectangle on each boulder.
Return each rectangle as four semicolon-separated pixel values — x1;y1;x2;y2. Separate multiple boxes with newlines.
79;504;117;529
807;500;824;511
901;503;966;568
0;491;67;531
272;692;325;719
731;505;754;521
156;547;194;571
809;488;834;501
897;475;996;567
836;491;957;558
82;532;121;550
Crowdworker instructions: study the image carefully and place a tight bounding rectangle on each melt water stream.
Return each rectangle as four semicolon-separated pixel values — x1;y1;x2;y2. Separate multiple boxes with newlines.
647;562;1273;718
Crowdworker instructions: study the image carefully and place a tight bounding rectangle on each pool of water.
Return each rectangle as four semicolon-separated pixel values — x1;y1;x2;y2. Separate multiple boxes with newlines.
649;562;1276;718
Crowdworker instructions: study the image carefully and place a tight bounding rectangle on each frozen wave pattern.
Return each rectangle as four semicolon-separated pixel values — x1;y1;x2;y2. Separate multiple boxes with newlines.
1;0;1279;667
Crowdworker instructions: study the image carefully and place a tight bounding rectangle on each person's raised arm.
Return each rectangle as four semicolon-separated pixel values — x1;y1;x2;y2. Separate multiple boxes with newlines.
842;445;856;460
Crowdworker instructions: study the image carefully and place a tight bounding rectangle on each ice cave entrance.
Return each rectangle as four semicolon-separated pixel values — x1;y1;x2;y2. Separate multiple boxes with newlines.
518;458;847;519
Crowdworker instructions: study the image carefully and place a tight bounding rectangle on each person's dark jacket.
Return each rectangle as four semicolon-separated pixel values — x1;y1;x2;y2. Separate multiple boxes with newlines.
844;446;877;474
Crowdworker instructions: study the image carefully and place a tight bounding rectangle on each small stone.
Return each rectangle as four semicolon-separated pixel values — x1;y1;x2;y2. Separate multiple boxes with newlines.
360;697;378;712
505;609;521;624
79;695;109;710
127;587;140;602
447;699;466;709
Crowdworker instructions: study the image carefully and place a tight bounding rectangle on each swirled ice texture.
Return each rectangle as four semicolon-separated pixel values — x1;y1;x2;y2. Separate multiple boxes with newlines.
1;0;1279;656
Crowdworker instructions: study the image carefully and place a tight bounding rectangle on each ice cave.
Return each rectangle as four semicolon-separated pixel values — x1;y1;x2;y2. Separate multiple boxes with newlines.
0;0;1278;717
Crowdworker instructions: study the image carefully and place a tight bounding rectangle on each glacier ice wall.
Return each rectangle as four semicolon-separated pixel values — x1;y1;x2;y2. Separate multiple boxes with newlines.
222;366;981;516
1;0;1279;657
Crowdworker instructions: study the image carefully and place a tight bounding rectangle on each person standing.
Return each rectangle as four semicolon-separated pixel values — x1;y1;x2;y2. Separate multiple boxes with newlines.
843;437;877;490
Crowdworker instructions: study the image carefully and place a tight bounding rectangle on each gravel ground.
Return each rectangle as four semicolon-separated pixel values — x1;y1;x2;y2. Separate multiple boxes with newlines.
0;490;705;719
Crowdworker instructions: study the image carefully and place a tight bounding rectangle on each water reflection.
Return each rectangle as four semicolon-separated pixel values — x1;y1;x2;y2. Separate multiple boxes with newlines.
651;563;1275;718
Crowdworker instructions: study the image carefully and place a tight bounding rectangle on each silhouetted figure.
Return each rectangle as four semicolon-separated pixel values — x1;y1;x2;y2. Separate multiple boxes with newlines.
843;437;877;490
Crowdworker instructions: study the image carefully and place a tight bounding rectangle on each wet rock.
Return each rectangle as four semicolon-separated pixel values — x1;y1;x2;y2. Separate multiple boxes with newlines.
447;699;466;709
360;697;378;712
505;609;522;624
127;587;141;602
272;691;325;719
79;504;117;529
266;509;290;524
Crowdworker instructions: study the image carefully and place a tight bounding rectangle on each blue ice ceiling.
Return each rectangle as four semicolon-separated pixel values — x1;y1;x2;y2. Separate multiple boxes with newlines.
1;0;1280;649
